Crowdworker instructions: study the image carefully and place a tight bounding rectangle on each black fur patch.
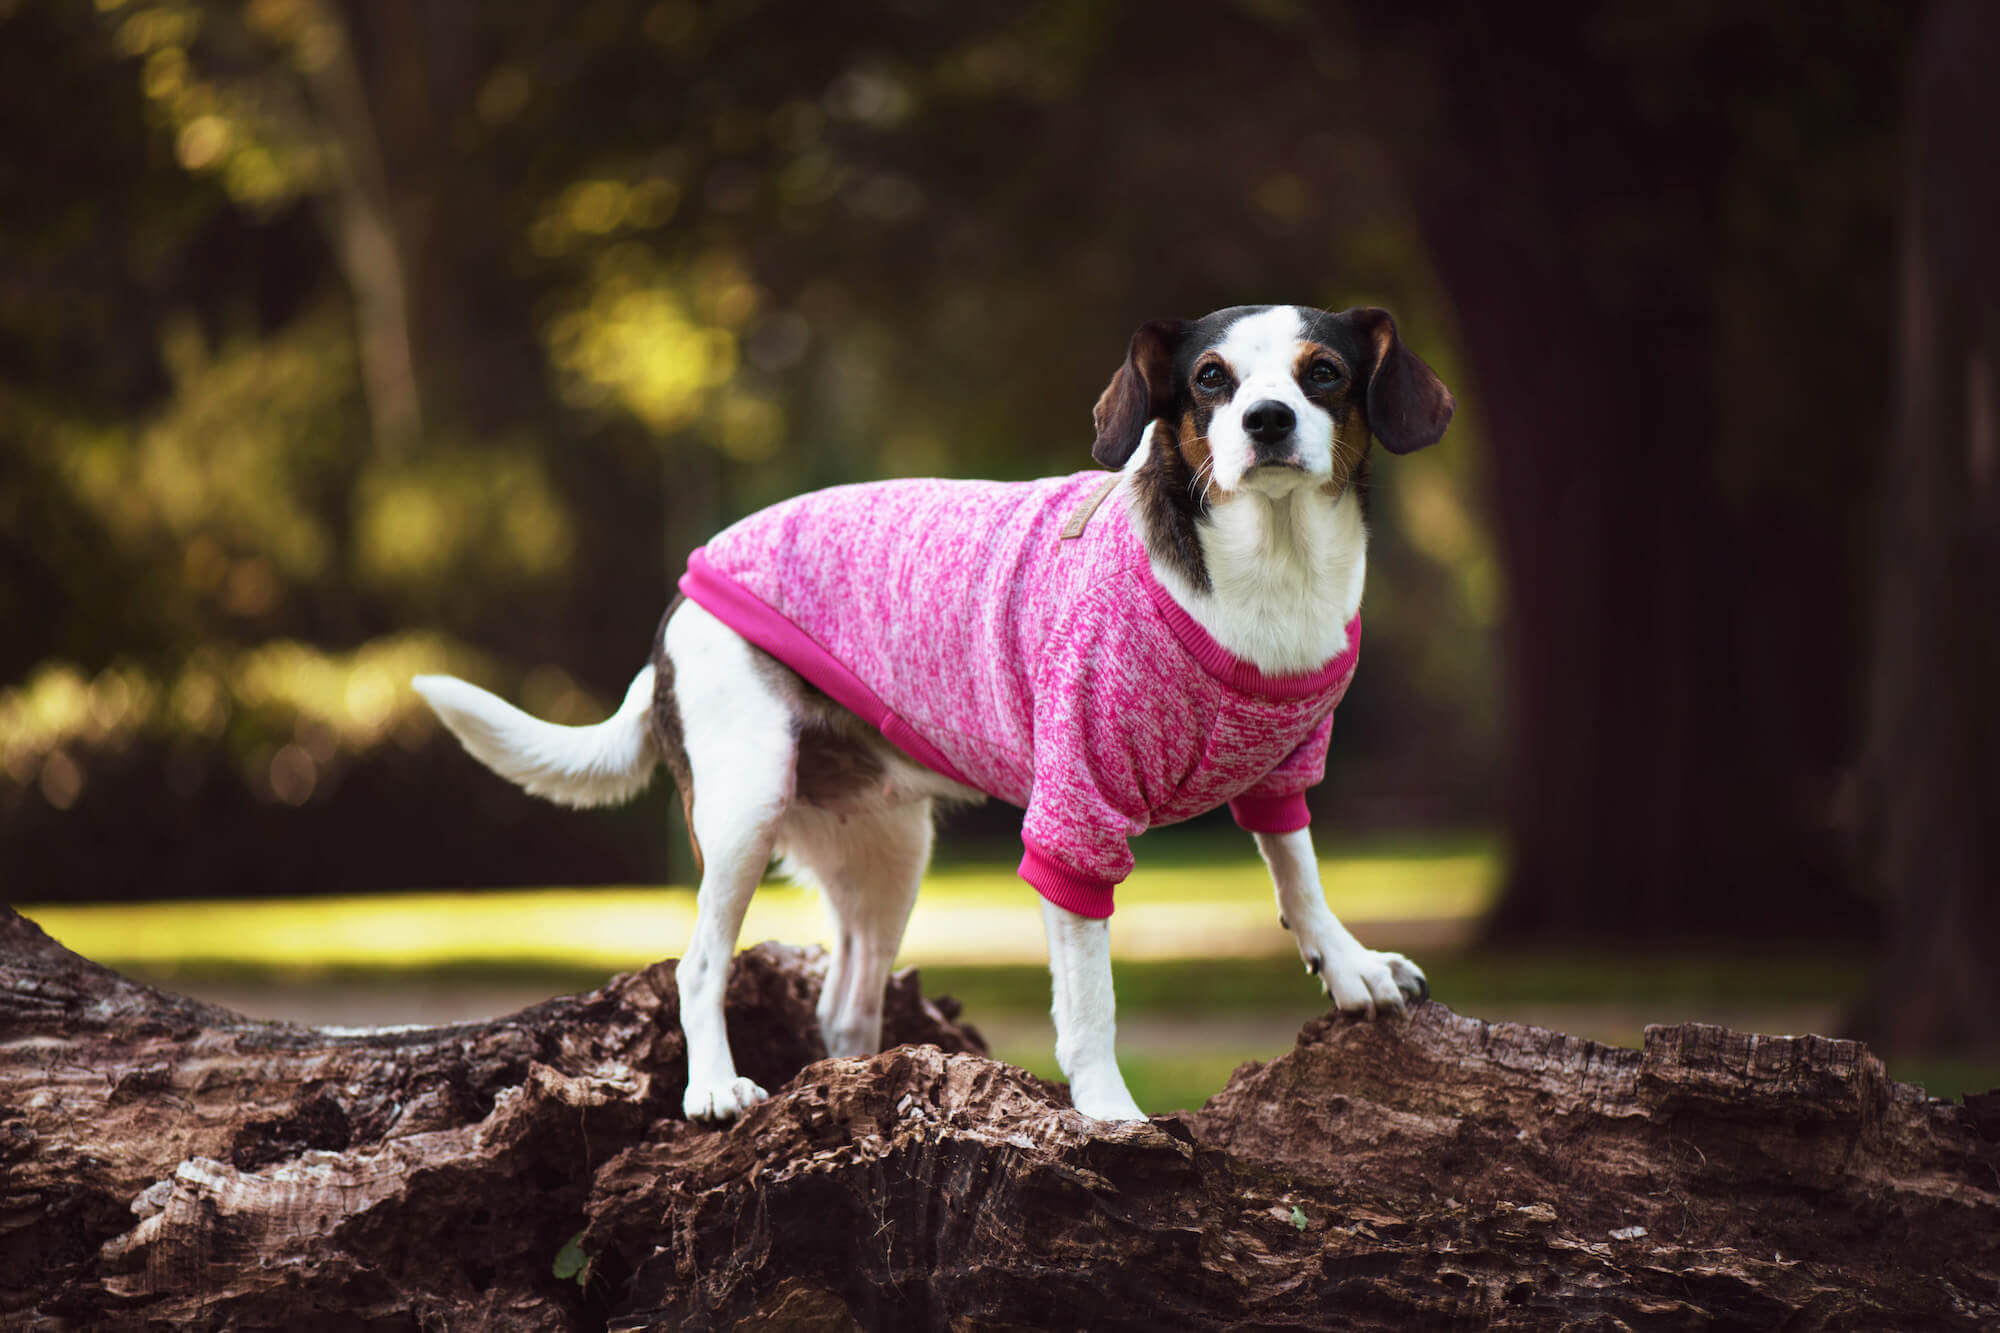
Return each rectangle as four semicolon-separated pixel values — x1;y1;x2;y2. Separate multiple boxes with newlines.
1130;420;1213;592
1092;319;1187;468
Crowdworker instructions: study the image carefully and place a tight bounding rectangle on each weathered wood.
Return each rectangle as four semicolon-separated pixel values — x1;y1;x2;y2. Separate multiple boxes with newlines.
3;905;1996;1329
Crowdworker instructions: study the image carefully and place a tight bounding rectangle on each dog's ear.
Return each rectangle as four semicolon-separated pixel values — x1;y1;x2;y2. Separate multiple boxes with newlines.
1092;319;1187;468
1353;308;1454;455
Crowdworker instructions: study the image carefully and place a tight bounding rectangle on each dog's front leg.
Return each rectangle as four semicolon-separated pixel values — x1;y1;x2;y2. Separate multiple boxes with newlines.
1256;828;1428;1018
1041;899;1147;1122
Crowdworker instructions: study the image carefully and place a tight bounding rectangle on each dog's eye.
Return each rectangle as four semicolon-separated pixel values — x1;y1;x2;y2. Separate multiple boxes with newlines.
1195;363;1228;392
1307;359;1342;387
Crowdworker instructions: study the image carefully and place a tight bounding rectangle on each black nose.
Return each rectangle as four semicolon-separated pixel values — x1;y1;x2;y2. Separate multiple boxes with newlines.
1243;400;1296;444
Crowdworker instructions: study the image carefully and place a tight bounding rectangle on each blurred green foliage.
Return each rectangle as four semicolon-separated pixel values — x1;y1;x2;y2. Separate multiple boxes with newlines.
0;0;1926;922
1;0;1507;896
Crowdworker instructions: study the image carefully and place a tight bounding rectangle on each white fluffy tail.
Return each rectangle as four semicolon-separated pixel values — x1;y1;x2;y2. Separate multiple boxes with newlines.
411;667;659;808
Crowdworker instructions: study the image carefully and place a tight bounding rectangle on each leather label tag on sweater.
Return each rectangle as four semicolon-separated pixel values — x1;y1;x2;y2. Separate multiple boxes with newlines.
1060;474;1121;540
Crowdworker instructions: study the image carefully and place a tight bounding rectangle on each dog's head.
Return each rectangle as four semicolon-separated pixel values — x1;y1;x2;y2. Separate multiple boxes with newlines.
1091;305;1454;499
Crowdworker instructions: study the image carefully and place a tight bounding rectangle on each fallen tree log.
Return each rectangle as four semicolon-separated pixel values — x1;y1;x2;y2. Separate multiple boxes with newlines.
2;906;1995;1329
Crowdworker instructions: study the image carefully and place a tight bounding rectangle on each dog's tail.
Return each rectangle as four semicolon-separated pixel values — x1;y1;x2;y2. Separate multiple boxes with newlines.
411;667;659;808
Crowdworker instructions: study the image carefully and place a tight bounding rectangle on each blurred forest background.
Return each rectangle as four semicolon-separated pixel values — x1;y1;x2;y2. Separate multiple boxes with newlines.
2;0;1994;1070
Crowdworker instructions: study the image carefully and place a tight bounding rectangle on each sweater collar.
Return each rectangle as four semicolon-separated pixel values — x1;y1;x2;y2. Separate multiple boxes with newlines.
1144;573;1361;700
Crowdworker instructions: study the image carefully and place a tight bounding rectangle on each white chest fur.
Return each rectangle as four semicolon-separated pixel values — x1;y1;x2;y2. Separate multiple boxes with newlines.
1132;480;1367;676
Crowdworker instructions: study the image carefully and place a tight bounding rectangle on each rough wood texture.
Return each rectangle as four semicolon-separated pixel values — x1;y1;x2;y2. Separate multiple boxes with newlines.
4;905;1996;1330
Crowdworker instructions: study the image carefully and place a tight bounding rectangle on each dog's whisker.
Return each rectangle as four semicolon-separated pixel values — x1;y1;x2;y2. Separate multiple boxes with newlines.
1189;457;1217;506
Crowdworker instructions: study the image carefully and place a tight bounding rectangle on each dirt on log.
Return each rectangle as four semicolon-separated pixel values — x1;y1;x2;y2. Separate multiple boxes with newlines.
2;906;1996;1330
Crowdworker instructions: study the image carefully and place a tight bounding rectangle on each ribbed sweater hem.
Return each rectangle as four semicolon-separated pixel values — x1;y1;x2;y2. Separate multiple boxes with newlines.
1228;791;1313;834
1018;841;1118;919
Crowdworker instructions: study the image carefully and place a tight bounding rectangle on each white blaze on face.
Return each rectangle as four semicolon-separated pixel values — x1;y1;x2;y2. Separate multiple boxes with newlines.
1206;305;1338;493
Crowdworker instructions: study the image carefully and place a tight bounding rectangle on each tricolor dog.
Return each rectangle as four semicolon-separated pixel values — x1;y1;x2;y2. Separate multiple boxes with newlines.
415;304;1454;1124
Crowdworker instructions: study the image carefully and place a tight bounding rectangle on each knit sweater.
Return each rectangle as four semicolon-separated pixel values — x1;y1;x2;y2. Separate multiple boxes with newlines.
678;470;1360;918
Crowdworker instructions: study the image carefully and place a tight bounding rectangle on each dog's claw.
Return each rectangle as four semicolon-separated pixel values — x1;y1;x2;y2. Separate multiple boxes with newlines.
1386;955;1430;1007
1316;947;1426;1022
1279;913;1290;932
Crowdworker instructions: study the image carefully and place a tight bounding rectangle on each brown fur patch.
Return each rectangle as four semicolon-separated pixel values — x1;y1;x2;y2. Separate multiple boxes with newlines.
793;702;889;807
650;596;703;876
1177;412;1211;476
1293;340;1347;383
1289;341;1368;499
1370;320;1395;366
1328;415;1372;496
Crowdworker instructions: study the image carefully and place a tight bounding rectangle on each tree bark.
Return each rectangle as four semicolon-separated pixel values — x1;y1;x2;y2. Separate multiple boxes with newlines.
5;908;1995;1329
1852;0;2000;1058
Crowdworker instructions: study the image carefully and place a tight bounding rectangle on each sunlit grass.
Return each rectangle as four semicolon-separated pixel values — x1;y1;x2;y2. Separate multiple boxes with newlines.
921;949;1871;1018
24;830;1988;1110
17;835;1498;975
1103;1052;1270;1116
933;954;1996;1110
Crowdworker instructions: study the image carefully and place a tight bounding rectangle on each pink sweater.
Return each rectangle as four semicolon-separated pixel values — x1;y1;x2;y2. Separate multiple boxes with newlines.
678;471;1359;918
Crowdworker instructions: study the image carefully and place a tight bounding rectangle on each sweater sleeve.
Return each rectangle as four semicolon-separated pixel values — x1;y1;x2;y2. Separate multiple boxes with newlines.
1017;588;1149;919
1227;710;1335;834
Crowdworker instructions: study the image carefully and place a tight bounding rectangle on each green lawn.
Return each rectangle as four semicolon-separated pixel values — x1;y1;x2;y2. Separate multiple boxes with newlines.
16;829;1497;975
16;829;1995;1108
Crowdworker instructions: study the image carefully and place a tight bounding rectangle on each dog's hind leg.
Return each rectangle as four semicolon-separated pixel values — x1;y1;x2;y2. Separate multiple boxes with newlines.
664;601;802;1123
781;797;933;1059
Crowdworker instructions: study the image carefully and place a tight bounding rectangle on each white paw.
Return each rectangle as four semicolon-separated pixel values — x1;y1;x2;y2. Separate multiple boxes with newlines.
1305;944;1428;1020
683;1076;768;1123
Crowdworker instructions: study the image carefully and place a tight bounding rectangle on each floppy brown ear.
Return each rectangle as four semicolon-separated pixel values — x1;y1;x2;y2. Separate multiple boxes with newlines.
1355;308;1455;454
1091;319;1186;468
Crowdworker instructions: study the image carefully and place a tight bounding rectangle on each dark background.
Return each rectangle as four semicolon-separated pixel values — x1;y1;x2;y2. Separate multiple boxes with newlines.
1;0;1993;1063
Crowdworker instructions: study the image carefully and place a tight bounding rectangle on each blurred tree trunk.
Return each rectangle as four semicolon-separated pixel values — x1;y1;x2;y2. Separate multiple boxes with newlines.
291;1;676;687
1397;4;1867;940
306;0;534;444
301;0;425;445
1853;0;2000;1054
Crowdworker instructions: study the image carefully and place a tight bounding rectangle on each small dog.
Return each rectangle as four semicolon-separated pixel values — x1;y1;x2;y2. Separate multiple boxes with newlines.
415;304;1453;1124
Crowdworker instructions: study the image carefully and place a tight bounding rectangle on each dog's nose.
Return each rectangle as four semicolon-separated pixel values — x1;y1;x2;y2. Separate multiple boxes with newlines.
1243;399;1296;444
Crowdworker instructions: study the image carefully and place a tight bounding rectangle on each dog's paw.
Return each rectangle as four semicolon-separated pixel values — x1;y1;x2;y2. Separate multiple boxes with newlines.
1307;946;1428;1020
683;1076;768;1123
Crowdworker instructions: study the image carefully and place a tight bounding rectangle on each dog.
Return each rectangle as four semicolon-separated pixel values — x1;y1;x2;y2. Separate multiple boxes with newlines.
414;303;1453;1124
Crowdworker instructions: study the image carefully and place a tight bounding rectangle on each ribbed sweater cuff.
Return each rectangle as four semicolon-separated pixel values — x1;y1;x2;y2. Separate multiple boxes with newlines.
1228;792;1313;834
1019;842;1118;919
